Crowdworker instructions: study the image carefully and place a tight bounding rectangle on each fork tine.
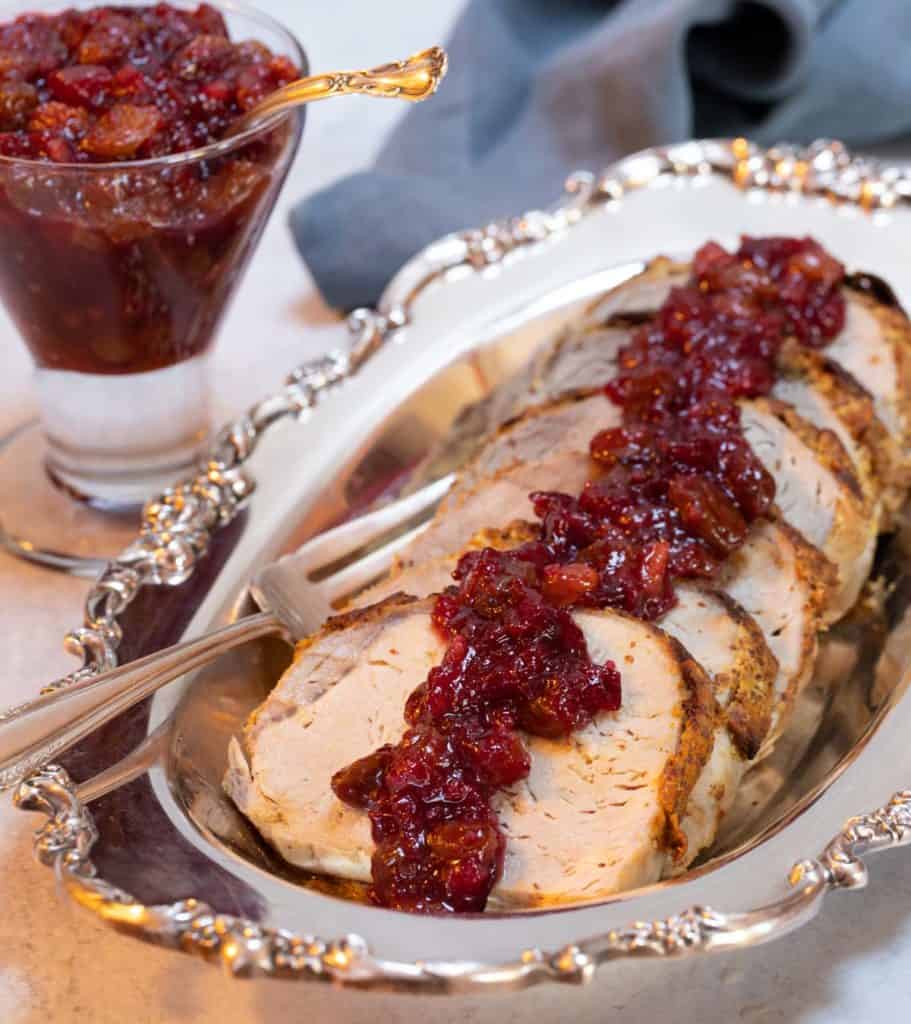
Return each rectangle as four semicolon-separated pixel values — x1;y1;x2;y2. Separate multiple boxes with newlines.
319;521;435;606
293;473;454;574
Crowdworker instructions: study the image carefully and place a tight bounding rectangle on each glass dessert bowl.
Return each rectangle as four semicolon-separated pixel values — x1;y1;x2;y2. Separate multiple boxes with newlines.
0;0;304;570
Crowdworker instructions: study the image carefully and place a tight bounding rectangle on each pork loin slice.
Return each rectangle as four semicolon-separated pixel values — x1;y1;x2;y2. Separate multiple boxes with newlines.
829;288;911;441
824;287;911;513
717;519;834;747
773;347;881;508
580;257;688;328
400;459;590;569
740;397;877;620
404;385;867;622
353;534;776;860
580;261;911;491
224;596;716;907
458;390;620;494
398;394;615;569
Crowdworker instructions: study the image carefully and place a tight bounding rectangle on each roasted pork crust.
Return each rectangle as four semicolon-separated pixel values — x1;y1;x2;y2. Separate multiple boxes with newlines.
769;518;838;723
847;287;911;445
750;395;869;510
654;632;718;864
777;344;882;503
843;291;911;523
705;588;777;760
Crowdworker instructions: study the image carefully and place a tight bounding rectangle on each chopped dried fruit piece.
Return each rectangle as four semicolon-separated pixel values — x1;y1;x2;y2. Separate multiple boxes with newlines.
172;33;232;79
235;63;271;111
269;55;298;83
191;3;229;38
44;135;74;162
111;65;151;101
0;81;37;130
82;103;162;158
28;101;90;135
77;13;138;65
49;65;113;108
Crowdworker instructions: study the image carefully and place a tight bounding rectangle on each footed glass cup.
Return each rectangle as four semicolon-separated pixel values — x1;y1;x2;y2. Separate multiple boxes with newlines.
0;0;304;570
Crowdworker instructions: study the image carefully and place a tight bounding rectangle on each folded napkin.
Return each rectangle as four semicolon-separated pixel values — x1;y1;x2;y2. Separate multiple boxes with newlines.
290;0;911;311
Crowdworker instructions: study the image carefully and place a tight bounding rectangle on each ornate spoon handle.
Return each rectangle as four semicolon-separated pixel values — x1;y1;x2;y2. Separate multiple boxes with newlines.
229;46;448;137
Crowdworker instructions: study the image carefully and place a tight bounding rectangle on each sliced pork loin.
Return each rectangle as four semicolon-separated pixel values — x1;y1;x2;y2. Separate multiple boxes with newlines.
580;257;688;327
353;533;776;858
716;519;834;749
774;347;882;509
740;397;877;621
399;385;865;622
365;507;829;750
227;255;900;908
826;284;911;519
575;259;911;508
458;389;621;494
399;393;613;569
225;596;716;907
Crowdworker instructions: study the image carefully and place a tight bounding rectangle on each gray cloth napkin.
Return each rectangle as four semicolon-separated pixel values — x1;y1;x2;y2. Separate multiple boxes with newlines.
290;0;910;312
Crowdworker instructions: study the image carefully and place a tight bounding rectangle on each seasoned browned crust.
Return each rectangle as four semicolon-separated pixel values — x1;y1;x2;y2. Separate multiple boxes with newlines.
777;344;881;503
846;286;911;446
751;395;869;510
465;520;541;550
747;395;878;621
300;592;426;650
766;519;838;727
705;588;777;760
654;632;718;865
782;518;838;626
840;289;911;524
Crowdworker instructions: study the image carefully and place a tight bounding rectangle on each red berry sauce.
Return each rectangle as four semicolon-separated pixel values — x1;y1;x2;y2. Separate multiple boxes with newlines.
332;236;847;913
0;4;299;377
0;4;297;162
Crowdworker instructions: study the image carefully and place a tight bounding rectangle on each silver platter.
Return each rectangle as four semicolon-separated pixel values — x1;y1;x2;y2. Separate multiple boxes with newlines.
12;138;911;992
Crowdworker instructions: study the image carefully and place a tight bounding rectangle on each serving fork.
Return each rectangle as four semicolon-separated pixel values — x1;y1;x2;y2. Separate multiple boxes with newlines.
0;473;454;789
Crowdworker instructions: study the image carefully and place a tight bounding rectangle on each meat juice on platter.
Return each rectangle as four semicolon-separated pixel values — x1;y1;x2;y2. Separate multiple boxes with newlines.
0;4;299;486
228;234;911;914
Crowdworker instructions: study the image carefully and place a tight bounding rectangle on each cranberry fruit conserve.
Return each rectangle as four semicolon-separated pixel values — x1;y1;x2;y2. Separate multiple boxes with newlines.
332;236;847;914
0;4;299;374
